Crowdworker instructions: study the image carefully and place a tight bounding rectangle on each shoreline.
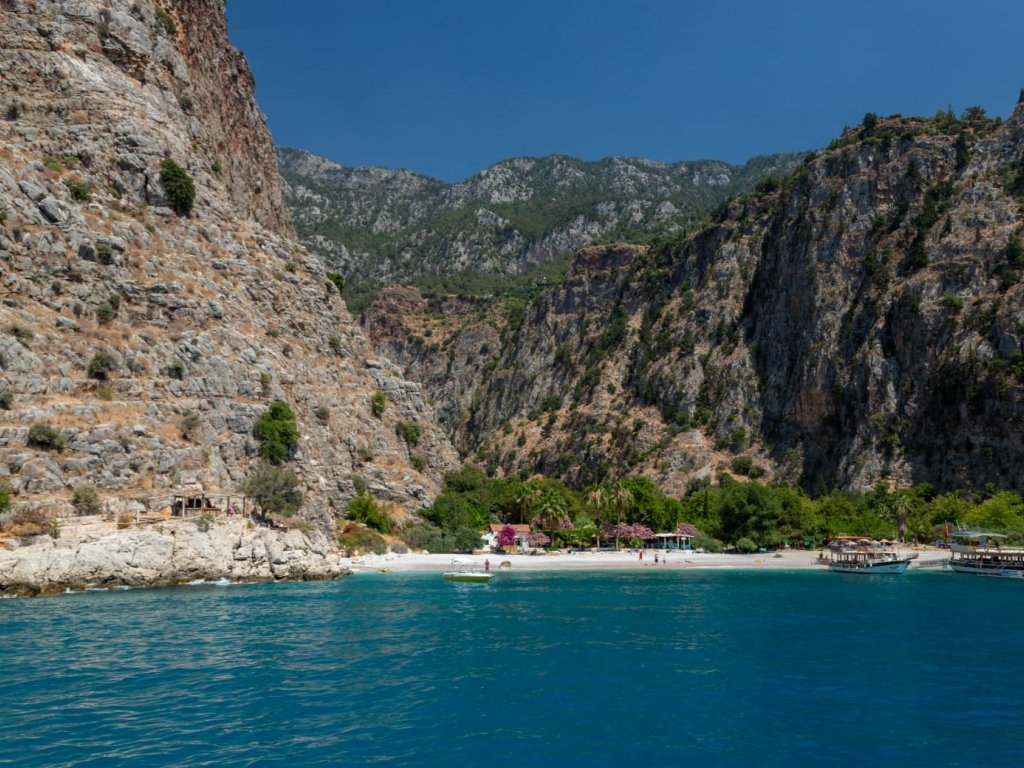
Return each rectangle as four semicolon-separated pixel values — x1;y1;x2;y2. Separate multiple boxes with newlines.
346;547;952;573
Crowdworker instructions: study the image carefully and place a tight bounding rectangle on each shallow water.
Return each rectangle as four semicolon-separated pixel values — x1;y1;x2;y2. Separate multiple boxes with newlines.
1;570;1021;766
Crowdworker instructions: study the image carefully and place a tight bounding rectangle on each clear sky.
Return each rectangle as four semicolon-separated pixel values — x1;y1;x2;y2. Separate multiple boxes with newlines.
226;0;1024;183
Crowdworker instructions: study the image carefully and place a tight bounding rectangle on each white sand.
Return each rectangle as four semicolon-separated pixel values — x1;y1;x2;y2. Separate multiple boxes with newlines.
345;547;951;573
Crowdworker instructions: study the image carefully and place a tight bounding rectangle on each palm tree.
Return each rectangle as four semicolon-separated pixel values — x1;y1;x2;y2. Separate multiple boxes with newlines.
513;483;539;525
892;494;914;544
612;484;634;550
586;488;606;548
535;491;569;548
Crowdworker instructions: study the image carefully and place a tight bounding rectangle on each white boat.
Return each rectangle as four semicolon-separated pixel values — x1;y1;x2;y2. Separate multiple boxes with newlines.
949;531;1024;578
442;570;492;583
827;537;916;574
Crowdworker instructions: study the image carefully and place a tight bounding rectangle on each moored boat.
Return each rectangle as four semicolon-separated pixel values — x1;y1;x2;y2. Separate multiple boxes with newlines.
949;531;1024;578
826;537;917;575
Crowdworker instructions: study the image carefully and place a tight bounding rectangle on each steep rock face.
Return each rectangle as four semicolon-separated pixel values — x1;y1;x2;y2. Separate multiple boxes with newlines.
382;106;1024;496
0;0;458;537
362;286;504;432
278;147;804;308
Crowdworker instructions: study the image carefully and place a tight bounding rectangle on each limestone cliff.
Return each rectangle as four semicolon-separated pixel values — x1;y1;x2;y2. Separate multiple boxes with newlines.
369;104;1024;497
0;0;458;548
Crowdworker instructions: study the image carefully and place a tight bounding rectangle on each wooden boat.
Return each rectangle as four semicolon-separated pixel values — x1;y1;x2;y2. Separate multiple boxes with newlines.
827;537;916;574
442;570;492;583
949;531;1024;578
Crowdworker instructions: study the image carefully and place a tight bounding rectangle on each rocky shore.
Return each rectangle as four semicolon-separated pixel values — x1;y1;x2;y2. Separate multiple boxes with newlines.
0;516;350;597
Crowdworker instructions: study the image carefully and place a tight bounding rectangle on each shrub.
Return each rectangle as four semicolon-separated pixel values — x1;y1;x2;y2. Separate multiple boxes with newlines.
734;537;758;553
396;420;420;447
0;390;12;409
3;508;57;538
730;455;754;476
95;303;116;324
95;385;114;401
5;102;21;120
410;453;426;472
8;324;33;343
253;400;299;464
370;391;386;418
51;280;63;295
154;6;176;35
0;477;11;515
72;483;101;515
402;520;444;552
337;523;387;556
96;242;114;264
691;534;724;553
179;95;193;112
167;359;187;380
1008;235;1024;269
238;462;303;517
160;157;195;215
180;410;200;440
326;271;345;294
348;493;392;532
65;179;92;202
328;335;342;354
88;351;116;379
314;405;330;425
27;423;65;451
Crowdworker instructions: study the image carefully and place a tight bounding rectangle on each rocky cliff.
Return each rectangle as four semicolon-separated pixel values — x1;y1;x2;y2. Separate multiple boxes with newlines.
278;147;804;311
368;104;1024;497
0;0;458;563
0;515;348;597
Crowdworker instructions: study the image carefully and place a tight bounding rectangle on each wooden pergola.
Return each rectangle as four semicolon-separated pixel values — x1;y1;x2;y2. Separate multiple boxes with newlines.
170;493;249;518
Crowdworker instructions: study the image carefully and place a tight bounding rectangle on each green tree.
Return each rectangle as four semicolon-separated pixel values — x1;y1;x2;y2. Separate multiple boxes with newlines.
611;484;634;549
238;462;303;517
348;493;392;532
160;157;196;215
370;391;386;417
72;483;101;515
253;401;300;464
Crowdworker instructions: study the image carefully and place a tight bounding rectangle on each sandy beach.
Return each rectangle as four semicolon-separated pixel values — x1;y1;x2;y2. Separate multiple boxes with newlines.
346;547;951;573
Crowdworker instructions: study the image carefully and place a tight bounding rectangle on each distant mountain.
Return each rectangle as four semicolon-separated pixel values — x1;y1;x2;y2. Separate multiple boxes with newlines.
277;148;806;311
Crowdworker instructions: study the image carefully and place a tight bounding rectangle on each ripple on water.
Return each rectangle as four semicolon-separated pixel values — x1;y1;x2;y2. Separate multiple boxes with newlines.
2;572;1024;766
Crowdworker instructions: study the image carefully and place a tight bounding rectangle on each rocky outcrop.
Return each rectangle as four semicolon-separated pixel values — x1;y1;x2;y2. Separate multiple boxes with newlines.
278;147;804;309
0;0;459;550
373;105;1024;497
0;517;349;597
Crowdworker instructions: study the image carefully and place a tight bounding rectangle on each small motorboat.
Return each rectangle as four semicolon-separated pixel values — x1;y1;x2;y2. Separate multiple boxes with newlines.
442;570;492;583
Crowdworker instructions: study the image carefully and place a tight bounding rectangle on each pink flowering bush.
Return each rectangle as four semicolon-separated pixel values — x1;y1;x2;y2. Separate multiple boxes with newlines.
527;531;551;547
496;525;517;550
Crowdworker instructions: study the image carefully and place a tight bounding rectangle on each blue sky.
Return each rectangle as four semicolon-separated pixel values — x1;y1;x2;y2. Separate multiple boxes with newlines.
227;0;1024;182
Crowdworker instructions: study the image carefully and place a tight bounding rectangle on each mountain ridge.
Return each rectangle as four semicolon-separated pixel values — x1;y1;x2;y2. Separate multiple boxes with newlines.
278;146;806;311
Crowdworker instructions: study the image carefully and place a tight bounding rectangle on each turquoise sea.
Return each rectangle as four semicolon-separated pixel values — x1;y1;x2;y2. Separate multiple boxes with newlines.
2;569;1023;767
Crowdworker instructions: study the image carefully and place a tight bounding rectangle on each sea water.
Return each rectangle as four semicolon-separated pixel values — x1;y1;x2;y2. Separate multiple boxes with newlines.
1;570;1022;767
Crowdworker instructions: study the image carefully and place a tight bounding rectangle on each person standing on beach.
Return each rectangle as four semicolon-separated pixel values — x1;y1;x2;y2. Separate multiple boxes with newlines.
484;559;490;573
639;550;643;561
